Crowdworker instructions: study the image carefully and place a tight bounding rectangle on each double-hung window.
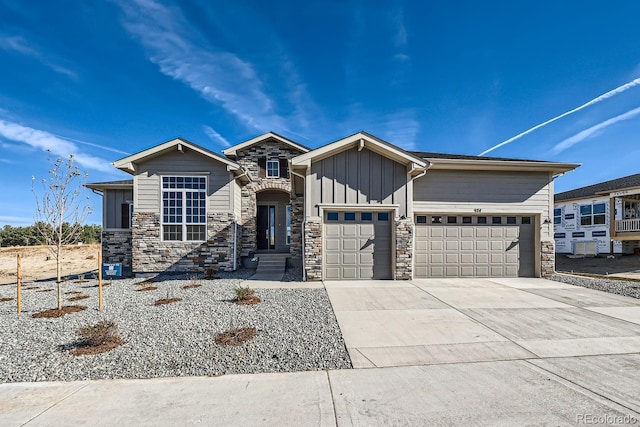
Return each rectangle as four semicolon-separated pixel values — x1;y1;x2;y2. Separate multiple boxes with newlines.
266;160;279;177
579;202;606;226
553;208;562;225
162;176;207;241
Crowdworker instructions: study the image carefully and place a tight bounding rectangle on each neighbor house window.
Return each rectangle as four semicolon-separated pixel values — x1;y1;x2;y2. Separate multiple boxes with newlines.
162;176;207;241
266;160;279;177
580;202;606;226
554;208;562;225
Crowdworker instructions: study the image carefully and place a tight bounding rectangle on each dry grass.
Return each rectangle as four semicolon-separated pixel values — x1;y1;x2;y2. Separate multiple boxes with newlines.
154;298;181;306
137;286;157;292
215;327;256;346
68;295;90;301
182;284;202;289
69;321;124;356
32;305;87;318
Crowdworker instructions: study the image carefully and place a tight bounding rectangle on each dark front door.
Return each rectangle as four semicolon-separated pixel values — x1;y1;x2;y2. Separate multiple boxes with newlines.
257;205;275;250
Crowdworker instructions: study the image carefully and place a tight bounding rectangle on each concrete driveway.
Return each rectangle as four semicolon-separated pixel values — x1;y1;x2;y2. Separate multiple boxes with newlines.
324;277;640;368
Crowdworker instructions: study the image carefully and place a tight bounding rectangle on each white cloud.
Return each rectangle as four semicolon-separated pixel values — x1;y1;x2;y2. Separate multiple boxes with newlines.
116;0;295;133
0;119;113;172
202;125;230;148
0;215;34;226
479;77;640;155
552;106;640;154
0;35;77;78
382;111;420;150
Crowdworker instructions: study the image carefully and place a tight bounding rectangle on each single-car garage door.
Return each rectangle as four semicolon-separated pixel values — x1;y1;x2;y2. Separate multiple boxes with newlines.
415;215;535;278
324;211;392;280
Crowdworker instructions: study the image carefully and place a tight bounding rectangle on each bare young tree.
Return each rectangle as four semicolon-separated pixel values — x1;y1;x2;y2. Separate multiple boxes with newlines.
32;152;92;310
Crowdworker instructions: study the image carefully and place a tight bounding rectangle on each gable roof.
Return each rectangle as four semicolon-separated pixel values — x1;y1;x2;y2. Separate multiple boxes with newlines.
555;173;640;202
291;131;428;173
85;179;133;191
113;137;243;175
222;132;310;157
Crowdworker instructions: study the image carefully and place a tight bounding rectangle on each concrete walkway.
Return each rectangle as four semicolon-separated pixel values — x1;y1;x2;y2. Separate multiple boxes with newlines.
3;278;640;426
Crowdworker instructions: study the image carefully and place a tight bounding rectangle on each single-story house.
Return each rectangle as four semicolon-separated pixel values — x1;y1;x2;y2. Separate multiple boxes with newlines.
554;173;640;256
87;131;579;280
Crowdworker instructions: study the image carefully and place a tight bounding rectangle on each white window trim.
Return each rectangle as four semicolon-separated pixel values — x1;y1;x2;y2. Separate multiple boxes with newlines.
266;160;280;178
160;175;208;242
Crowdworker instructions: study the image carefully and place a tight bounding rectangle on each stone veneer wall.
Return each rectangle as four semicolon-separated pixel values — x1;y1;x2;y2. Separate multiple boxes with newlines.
132;211;238;273
540;240;555;278
235;139;305;258
304;218;323;280
102;230;132;275
395;218;413;280
289;194;304;263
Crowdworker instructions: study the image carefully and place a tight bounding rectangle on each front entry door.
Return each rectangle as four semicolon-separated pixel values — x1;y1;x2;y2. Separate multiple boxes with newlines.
257;205;276;250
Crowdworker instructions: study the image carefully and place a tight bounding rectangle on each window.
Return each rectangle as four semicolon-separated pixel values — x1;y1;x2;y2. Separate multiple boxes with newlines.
121;203;132;229
326;212;339;221
286;205;291;245
416;215;427;224
431;215;442;224
378;212;389;221
162;176;206;241
266;160;279;177
580;203;606;226
477;216;487;224
507;216;516;225
554;208;562;224
521;217;531;224
462;216;472;224
361;212;373;221
344;212;356;221
447;216;457;224
492;216;502;224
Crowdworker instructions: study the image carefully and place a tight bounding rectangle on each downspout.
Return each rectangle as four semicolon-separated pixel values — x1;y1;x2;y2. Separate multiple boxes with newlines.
290;168;307;281
233;213;238;271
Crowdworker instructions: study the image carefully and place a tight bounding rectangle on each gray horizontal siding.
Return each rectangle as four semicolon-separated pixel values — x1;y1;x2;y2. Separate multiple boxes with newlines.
309;147;408;216
413;170;551;212
104;189;133;229
134;149;233;213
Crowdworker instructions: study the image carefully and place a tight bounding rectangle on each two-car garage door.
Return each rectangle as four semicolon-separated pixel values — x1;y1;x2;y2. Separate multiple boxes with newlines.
414;215;535;278
323;212;536;280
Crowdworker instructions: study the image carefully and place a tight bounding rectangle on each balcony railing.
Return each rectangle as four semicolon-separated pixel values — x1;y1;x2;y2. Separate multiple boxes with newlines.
616;218;640;233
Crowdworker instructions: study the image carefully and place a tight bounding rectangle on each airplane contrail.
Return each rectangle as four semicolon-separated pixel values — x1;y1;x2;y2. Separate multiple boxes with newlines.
479;77;640;156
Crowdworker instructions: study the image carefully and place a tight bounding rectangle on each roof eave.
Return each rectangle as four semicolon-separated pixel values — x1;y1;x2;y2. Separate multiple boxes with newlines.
426;158;581;174
223;132;309;157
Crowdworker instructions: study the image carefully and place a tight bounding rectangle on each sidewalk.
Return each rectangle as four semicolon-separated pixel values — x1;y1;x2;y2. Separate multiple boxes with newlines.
3;359;639;426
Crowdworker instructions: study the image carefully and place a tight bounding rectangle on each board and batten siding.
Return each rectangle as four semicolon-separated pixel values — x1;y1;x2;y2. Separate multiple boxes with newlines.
308;147;408;216
413;170;553;238
104;189;133;229
134;150;234;214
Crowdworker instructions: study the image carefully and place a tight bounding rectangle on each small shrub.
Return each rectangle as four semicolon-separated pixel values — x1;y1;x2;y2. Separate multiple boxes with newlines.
70;321;124;356
215;327;256;346
235;286;255;300
235;286;260;305
204;268;218;279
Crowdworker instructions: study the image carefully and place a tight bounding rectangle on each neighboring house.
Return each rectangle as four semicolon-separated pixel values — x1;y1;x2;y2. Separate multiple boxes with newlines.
554;173;640;255
87;131;578;280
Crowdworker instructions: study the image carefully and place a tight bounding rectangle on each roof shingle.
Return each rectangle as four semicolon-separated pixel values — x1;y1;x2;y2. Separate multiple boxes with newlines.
555;173;640;201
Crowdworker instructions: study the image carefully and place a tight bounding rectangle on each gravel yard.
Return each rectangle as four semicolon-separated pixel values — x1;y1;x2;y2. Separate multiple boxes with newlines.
550;273;640;299
0;273;351;383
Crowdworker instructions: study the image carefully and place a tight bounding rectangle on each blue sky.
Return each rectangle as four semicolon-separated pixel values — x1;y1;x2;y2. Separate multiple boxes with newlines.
1;0;640;226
